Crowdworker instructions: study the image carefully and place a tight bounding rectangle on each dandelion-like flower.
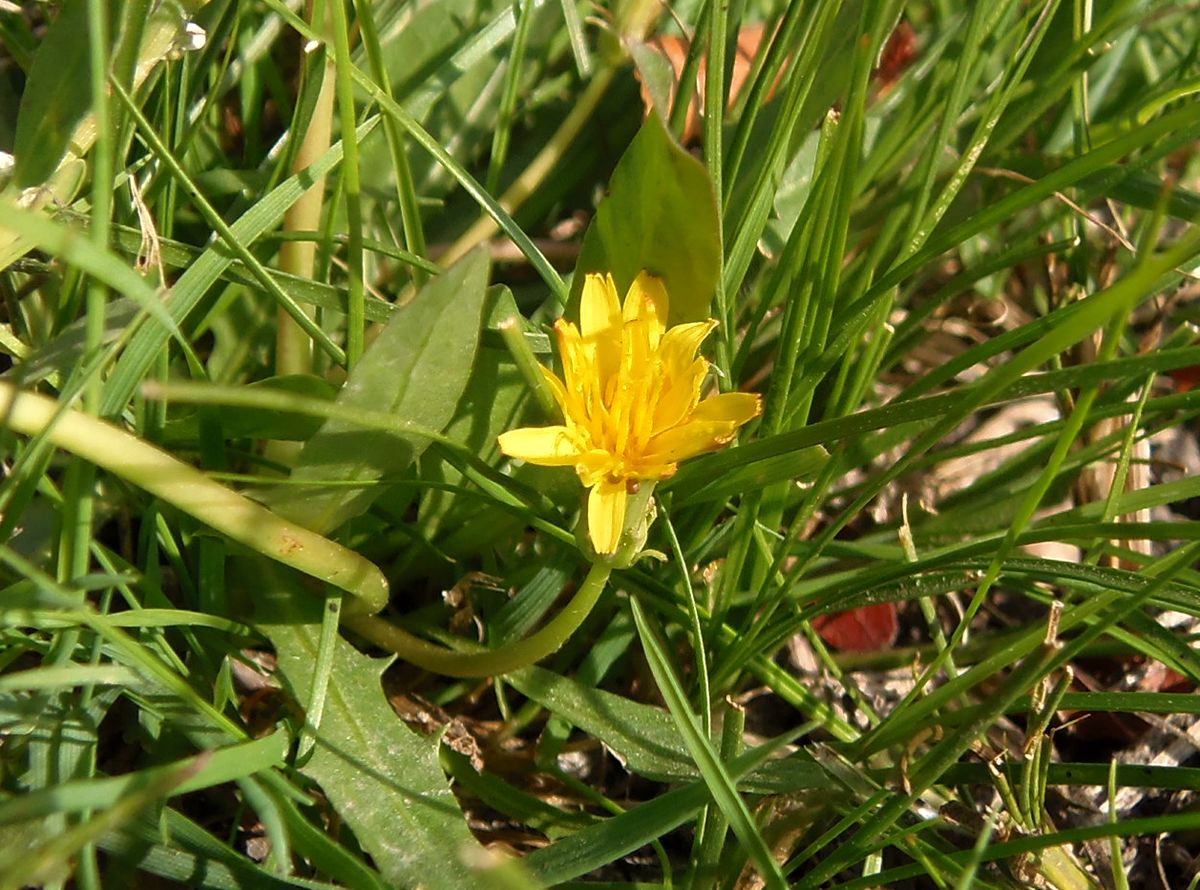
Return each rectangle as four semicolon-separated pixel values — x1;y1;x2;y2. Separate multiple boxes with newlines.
498;271;761;555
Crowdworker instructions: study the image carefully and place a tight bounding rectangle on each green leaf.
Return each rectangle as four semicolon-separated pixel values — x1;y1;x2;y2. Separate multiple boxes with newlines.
569;112;721;326
626;43;676;118
13;299;140;385
507;664;692;781
162;376;338;443
0;733;288;824
630;599;788;889
0;201;184;351
523;731;815;886
298;644;479;888
262;248;490;533
506;665;831;794
665;444;829;504
525;781;707;886
758;127;822;259
417;289;529;543
99;805;369;889
12;0;104;187
1094;168;1200;223
255;569;481;889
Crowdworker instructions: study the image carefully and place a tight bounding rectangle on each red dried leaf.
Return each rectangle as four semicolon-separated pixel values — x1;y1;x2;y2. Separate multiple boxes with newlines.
636;24;771;144
874;20;917;93
1167;365;1200;393
812;603;899;652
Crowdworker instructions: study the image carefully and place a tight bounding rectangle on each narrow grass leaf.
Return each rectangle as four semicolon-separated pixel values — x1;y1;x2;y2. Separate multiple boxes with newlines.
630;597;787;889
101;115;382;414
98;809;341;890
0;733;288;823
525;725;813;885
666;444;828;504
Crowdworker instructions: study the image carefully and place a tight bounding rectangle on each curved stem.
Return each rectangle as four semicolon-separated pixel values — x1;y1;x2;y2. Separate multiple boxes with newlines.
0;383;389;611
344;562;612;677
1;383;611;678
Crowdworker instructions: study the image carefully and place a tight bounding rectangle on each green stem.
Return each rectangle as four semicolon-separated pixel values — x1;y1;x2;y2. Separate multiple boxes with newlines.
0;383;606;679
498;315;559;419
277;0;337;377
328;0;365;368
0;383;388;611
704;0;733;379
354;0;428;285
85;0;111;415
344;562;612;677
485;0;535;194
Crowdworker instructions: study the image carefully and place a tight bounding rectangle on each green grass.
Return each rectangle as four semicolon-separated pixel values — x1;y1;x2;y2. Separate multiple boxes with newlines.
2;0;1200;887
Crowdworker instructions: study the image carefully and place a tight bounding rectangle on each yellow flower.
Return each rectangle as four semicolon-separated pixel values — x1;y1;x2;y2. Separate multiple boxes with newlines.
498;271;761;555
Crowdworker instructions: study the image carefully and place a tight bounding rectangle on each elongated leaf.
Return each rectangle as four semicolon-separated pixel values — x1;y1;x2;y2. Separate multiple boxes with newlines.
0;201;183;347
12;0;100;187
163;376;338;443
526;782;709;886
417;289;529;542
100;807;347;890
524;733;814;886
944;760;1200;791
507;665;831;793
1016;691;1200;716
630;599;787;888
3;770;206;888
254;567;481;889
666;444;828;504
507;664;692;781
831;812;1200;890
263;248;490;533
569;112;720;326
0;733;288;823
10;300;139;385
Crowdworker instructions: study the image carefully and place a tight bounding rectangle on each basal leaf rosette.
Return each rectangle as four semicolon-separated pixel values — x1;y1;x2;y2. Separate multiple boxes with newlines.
499;271;760;561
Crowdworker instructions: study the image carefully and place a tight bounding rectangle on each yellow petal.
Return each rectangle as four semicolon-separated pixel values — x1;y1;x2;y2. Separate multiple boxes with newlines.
573;449;616;486
652;357;707;432
554;318;585;370
643;422;737;464
555;320;602;425
623;272;668;349
587;479;628;554
644;391;759;463
497;425;580;465
658;320;717;374
580;273;622;385
538;365;572;416
649;321;715;434
626;453;678;480
612;314;657;453
581;273;621;339
692;391;762;425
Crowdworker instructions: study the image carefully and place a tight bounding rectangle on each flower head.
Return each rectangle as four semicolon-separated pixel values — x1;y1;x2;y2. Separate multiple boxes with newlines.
498;271;760;555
